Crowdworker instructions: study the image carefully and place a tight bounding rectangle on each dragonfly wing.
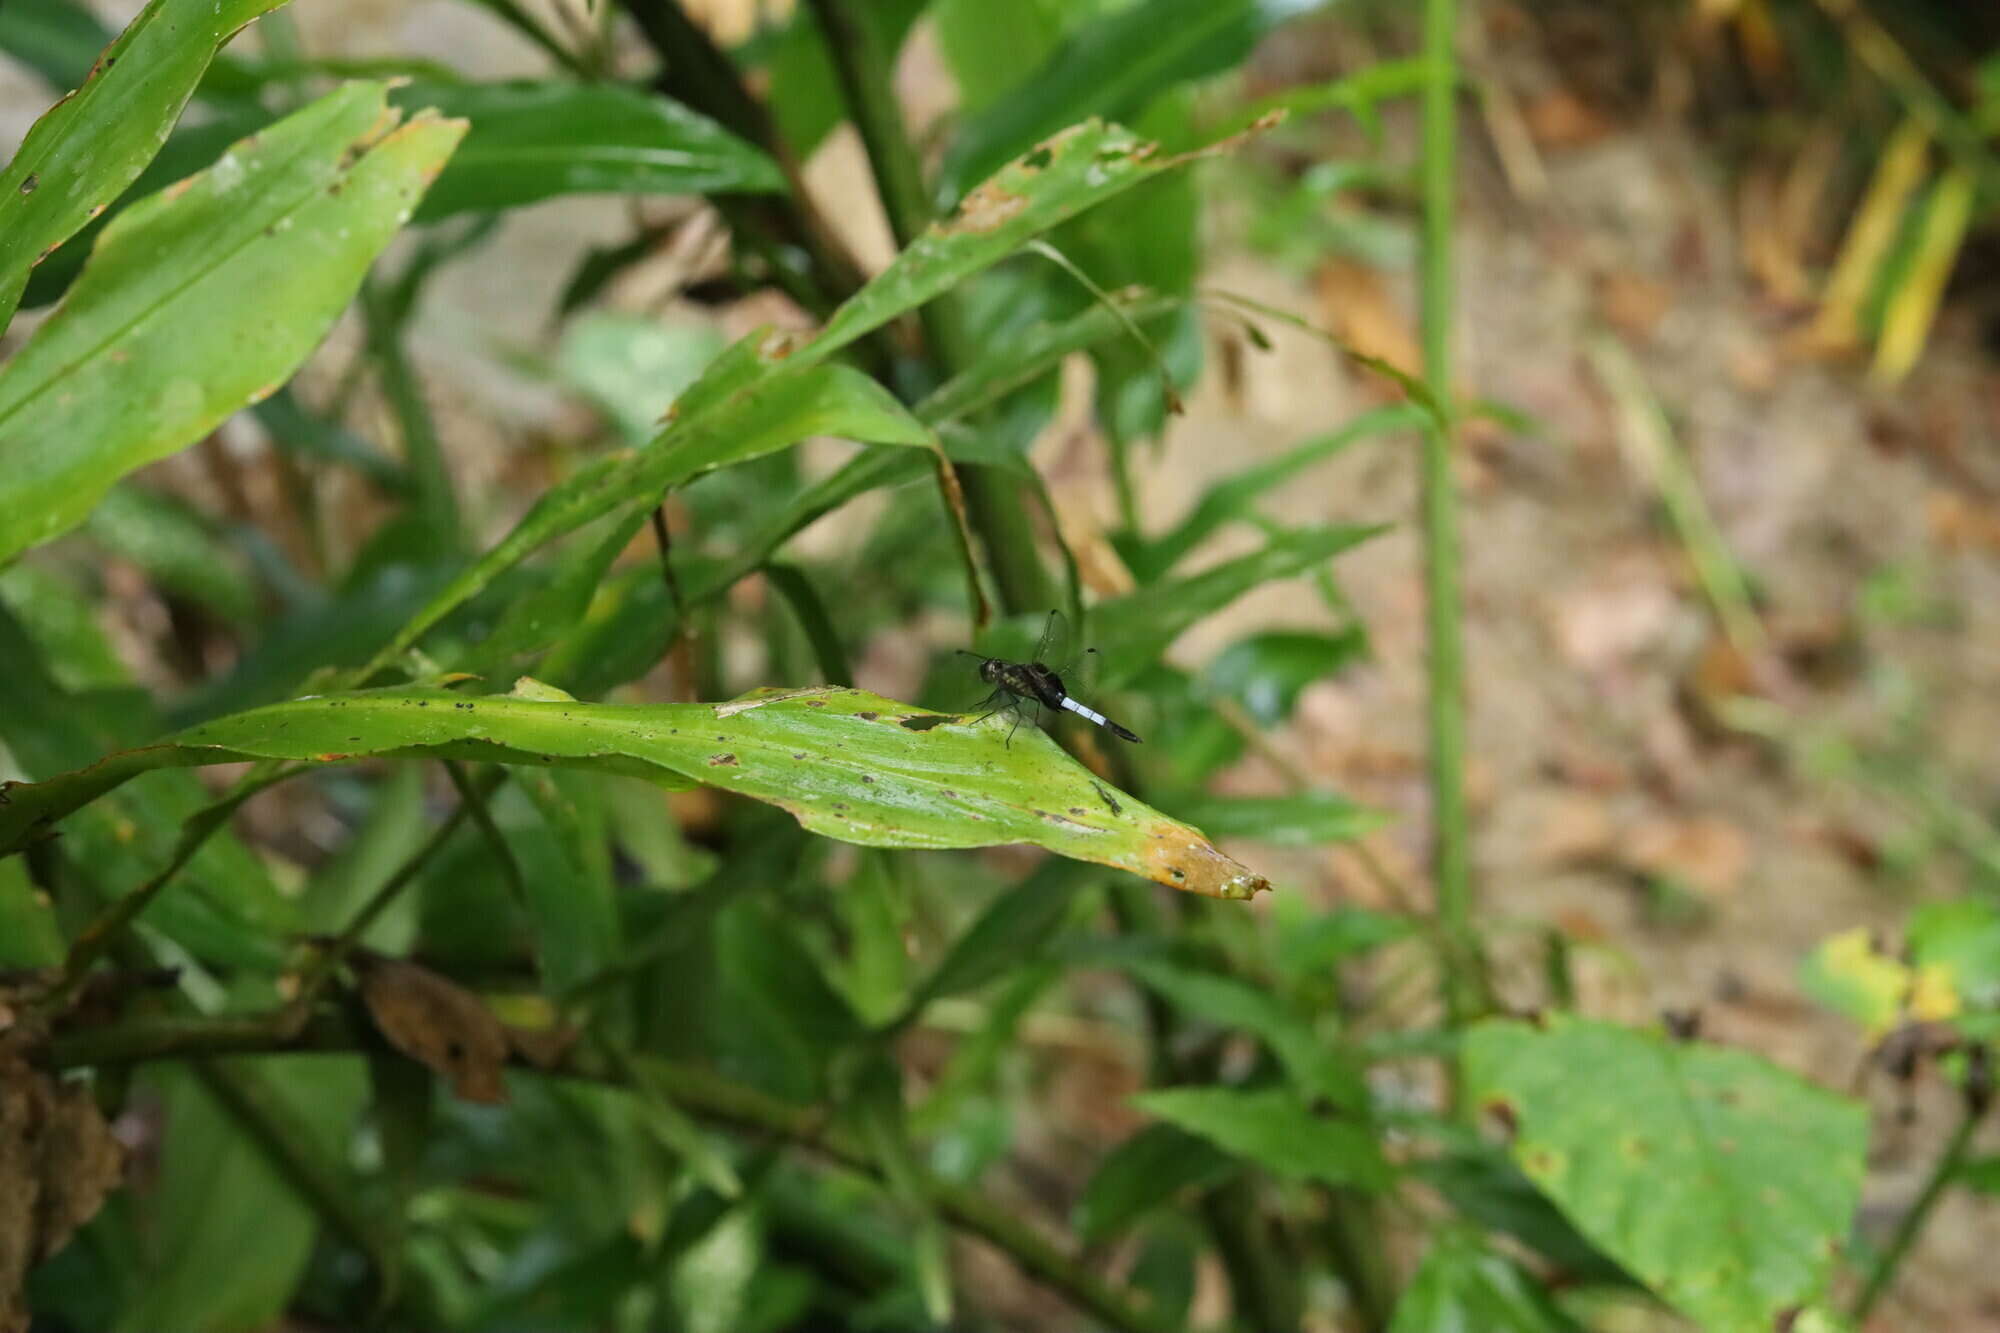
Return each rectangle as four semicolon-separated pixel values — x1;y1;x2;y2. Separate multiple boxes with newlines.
1034;609;1069;670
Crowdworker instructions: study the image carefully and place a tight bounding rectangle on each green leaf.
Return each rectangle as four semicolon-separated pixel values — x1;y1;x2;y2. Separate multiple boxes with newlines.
2;683;1272;899
1270;902;1414;979
0;0;291;324
1389;1230;1584;1333
939;0;1317;200
713;896;860;1100
1073;1121;1237;1241
1162;792;1386;848
391;81;784;220
0;82;466;564
1462;1015;1869;1333
1092;523;1385;686
1130;1086;1390;1189
1123;958;1366;1109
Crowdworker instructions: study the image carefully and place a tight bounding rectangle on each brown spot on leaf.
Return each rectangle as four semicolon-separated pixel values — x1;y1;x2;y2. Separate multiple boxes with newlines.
709;754;738;766
857;711;878;721
356;955;509;1104
946;181;1027;233
1482;1097;1519;1137
899;714;950;731
1141;821;1269;899
18;174;35;195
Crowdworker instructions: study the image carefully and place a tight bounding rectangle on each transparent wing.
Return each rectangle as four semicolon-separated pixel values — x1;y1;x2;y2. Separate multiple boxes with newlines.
1034;609;1070;669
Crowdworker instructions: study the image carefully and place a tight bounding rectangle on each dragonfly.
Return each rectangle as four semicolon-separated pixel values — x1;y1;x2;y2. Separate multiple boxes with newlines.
958;610;1141;746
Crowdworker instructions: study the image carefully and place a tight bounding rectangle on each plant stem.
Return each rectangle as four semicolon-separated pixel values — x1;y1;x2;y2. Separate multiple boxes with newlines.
1417;0;1487;1026
48;1011;1178;1333
1853;1088;1991;1321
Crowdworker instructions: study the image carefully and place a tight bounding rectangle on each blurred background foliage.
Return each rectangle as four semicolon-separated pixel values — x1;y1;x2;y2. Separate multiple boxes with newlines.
3;0;2000;1330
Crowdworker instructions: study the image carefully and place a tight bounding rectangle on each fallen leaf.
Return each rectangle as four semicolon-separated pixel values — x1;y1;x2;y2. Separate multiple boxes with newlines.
1547;554;1679;671
1594;271;1673;341
1522;88;1614;148
1626;816;1750;898
1532;792;1617;867
356;956;510;1104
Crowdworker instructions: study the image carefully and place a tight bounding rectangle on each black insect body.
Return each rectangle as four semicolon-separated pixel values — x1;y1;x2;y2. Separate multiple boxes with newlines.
959;611;1141;746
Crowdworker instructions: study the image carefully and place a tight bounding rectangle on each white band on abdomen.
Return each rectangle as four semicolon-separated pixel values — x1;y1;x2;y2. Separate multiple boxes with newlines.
1060;697;1106;725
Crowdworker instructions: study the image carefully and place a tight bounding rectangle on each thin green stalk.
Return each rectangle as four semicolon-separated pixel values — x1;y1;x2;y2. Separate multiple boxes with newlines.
1417;0;1486;1026
1853;1087;1990;1320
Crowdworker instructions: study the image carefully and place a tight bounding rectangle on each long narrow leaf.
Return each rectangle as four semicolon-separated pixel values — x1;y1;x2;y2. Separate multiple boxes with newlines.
0;684;1271;899
0;82;466;564
0;0;292;324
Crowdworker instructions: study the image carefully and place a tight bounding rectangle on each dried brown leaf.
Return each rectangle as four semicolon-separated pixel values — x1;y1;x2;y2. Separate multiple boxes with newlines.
356;956;510;1105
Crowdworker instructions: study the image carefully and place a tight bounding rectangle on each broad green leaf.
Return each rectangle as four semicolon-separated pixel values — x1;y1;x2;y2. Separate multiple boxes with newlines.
938;0;1318;201
0;0;290;324
1204;628;1368;726
1389;1230;1584;1333
512;770;621;994
391;81;784;219
1163;792;1386;848
1073;1121;1235;1242
1124;958;1366;1109
1093;523;1385;686
0;82;466;564
1130;1086;1389;1189
1462;1015;1868;1333
452;508;650;677
1;684;1272;899
1133;404;1418;575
